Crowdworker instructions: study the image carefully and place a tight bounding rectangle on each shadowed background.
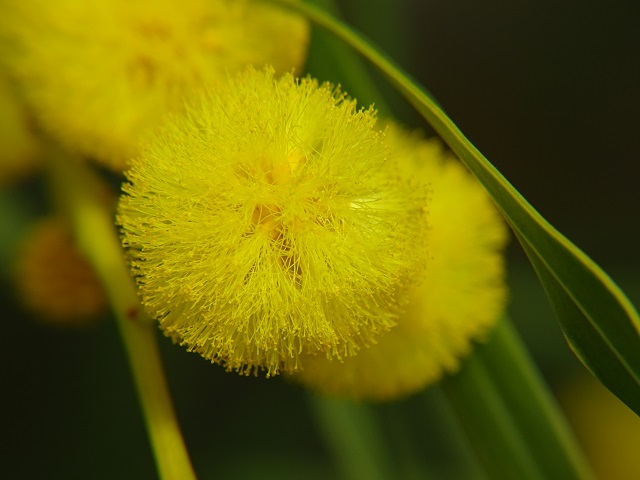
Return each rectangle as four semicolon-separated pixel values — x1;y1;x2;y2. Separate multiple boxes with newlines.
1;1;639;478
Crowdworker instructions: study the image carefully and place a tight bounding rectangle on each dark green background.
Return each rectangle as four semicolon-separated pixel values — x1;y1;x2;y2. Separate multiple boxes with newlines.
2;1;639;478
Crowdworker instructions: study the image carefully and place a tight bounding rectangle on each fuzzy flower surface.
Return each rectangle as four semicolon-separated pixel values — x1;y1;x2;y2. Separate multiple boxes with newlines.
293;124;509;400
14;218;107;326
0;68;41;185
118;68;428;376
0;0;309;171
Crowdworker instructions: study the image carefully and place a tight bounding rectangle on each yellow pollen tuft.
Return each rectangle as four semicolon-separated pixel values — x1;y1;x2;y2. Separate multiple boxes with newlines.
117;68;429;376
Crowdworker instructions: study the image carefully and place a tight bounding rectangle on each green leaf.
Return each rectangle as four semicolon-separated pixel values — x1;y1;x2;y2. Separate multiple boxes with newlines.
272;0;640;414
441;349;547;480
517;233;640;415
466;317;594;479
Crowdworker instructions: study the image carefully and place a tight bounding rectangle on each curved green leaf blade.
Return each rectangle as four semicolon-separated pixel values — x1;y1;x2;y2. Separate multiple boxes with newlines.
273;0;640;412
518;234;640;415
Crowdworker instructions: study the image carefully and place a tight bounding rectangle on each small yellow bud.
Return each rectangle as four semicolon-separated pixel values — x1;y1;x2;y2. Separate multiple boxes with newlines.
13;218;107;326
117;68;428;376
0;0;309;171
292;123;509;400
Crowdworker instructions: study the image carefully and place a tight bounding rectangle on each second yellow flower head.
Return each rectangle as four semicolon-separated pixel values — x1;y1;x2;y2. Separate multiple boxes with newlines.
0;0;309;171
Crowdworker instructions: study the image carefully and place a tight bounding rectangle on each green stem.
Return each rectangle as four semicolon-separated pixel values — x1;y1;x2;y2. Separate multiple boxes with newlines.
441;317;594;480
308;394;392;480
48;151;196;480
117;303;197;480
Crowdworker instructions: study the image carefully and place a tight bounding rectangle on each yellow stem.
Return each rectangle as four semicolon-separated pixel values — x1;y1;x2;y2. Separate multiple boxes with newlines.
48;150;196;480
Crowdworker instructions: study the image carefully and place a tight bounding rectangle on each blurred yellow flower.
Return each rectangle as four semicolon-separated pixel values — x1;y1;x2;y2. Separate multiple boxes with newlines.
0;0;309;171
0;68;41;185
292;124;509;400
118;68;428;376
559;373;640;480
13;217;107;326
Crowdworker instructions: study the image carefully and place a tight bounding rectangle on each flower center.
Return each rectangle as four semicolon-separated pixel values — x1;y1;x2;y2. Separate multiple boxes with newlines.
245;153;309;283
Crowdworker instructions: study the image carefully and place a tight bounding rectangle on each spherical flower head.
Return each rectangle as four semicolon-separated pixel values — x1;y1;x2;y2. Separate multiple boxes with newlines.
292;123;509;400
117;68;428;376
13;217;107;326
0;0;309;171
0;68;41;185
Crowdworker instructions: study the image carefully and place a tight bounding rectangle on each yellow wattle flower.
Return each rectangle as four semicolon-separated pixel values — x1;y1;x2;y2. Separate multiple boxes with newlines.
13;217;107;326
0;0;309;171
292;124;509;400
0;68;41;185
117;68;428;376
